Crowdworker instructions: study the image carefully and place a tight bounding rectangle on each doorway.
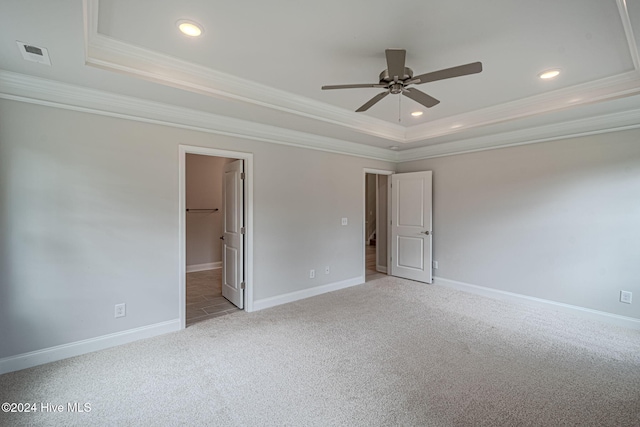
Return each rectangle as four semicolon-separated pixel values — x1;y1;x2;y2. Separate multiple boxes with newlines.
184;155;240;326
363;169;393;282
179;146;254;329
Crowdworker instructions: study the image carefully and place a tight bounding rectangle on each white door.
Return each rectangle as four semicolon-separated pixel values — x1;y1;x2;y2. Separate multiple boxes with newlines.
222;160;244;308
390;171;433;283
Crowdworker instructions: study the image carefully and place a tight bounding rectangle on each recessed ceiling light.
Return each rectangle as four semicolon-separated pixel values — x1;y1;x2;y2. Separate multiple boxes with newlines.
389;146;399;150
177;20;203;37
539;69;560;80
411;111;423;117
451;124;462;129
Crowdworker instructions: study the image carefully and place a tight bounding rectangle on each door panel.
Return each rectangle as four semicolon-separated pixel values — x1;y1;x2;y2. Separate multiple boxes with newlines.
398;179;425;227
222;159;244;308
391;171;432;283
397;236;424;269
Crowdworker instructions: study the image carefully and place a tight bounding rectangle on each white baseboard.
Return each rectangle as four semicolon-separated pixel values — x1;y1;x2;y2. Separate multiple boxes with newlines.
434;276;640;330
0;319;181;375
253;276;365;311
376;265;387;274
186;261;222;273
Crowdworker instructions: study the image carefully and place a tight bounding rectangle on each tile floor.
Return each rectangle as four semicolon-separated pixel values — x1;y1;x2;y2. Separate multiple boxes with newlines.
187;248;382;326
186;268;240;326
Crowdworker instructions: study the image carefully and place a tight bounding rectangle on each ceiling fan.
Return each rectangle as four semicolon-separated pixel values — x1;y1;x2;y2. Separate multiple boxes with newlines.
322;49;482;112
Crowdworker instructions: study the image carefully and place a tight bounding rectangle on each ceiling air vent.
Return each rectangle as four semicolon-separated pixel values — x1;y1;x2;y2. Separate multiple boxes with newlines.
16;41;51;66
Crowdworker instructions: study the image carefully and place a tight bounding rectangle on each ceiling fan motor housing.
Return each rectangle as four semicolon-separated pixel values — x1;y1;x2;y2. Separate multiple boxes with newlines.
379;67;413;85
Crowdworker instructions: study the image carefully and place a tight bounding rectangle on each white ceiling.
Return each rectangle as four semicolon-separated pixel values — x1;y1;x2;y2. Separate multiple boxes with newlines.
2;0;640;158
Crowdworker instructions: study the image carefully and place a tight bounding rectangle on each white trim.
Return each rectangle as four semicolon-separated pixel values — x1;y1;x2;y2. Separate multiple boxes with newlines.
81;1;640;149
0;70;396;162
252;277;364;311
0;320;180;375
5;70;640;163
617;0;640;70
360;168;395;175
397;108;640;161
179;146;255;331
83;0;404;143
404;71;640;143
434;277;640;330
186;262;222;273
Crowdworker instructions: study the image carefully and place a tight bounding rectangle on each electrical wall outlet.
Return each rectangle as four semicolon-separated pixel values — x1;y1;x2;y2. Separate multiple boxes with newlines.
620;291;632;304
341;218;348;226
115;303;126;318
309;269;315;279
325;266;330;274
432;261;438;269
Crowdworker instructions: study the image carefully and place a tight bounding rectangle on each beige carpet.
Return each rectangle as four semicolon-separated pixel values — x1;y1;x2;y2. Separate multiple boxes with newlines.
1;276;639;426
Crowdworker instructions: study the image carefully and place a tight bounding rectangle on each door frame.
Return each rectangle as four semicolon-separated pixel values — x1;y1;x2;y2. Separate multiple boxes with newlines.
362;168;394;279
179;145;254;329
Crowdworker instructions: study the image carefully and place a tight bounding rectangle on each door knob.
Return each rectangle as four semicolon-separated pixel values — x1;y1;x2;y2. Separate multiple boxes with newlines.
220;236;225;240
421;231;430;235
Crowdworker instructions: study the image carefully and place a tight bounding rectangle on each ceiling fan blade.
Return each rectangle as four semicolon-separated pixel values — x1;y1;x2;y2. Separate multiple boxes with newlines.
322;83;387;90
385;49;406;80
411;62;483;85
402;88;440;108
356;91;389;112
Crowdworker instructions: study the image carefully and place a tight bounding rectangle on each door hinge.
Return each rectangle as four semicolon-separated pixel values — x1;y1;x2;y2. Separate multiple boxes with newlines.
240;227;245;234
240;281;246;290
240;172;245;180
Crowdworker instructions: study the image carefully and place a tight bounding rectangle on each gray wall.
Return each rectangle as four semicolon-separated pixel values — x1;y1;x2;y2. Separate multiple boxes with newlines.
185;154;225;267
397;129;640;319
0;99;394;358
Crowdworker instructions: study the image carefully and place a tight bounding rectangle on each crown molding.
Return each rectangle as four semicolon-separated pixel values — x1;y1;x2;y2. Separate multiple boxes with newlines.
397;107;640;161
4;69;640;164
0;70;396;162
84;0;640;148
82;0;406;143
404;0;640;143
404;70;640;143
617;0;640;69
4;2;639;164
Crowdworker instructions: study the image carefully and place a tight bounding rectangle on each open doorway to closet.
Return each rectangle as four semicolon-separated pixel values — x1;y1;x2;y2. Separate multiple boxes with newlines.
184;154;239;326
179;146;254;329
364;169;393;282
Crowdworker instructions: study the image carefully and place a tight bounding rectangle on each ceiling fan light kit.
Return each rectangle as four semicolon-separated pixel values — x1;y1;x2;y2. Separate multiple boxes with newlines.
322;49;483;112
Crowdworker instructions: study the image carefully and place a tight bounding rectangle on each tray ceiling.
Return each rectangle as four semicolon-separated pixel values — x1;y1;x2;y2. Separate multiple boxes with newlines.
1;0;640;158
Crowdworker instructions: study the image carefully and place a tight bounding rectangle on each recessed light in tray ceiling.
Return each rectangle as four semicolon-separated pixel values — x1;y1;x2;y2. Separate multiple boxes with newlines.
538;69;561;79
177;20;203;37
